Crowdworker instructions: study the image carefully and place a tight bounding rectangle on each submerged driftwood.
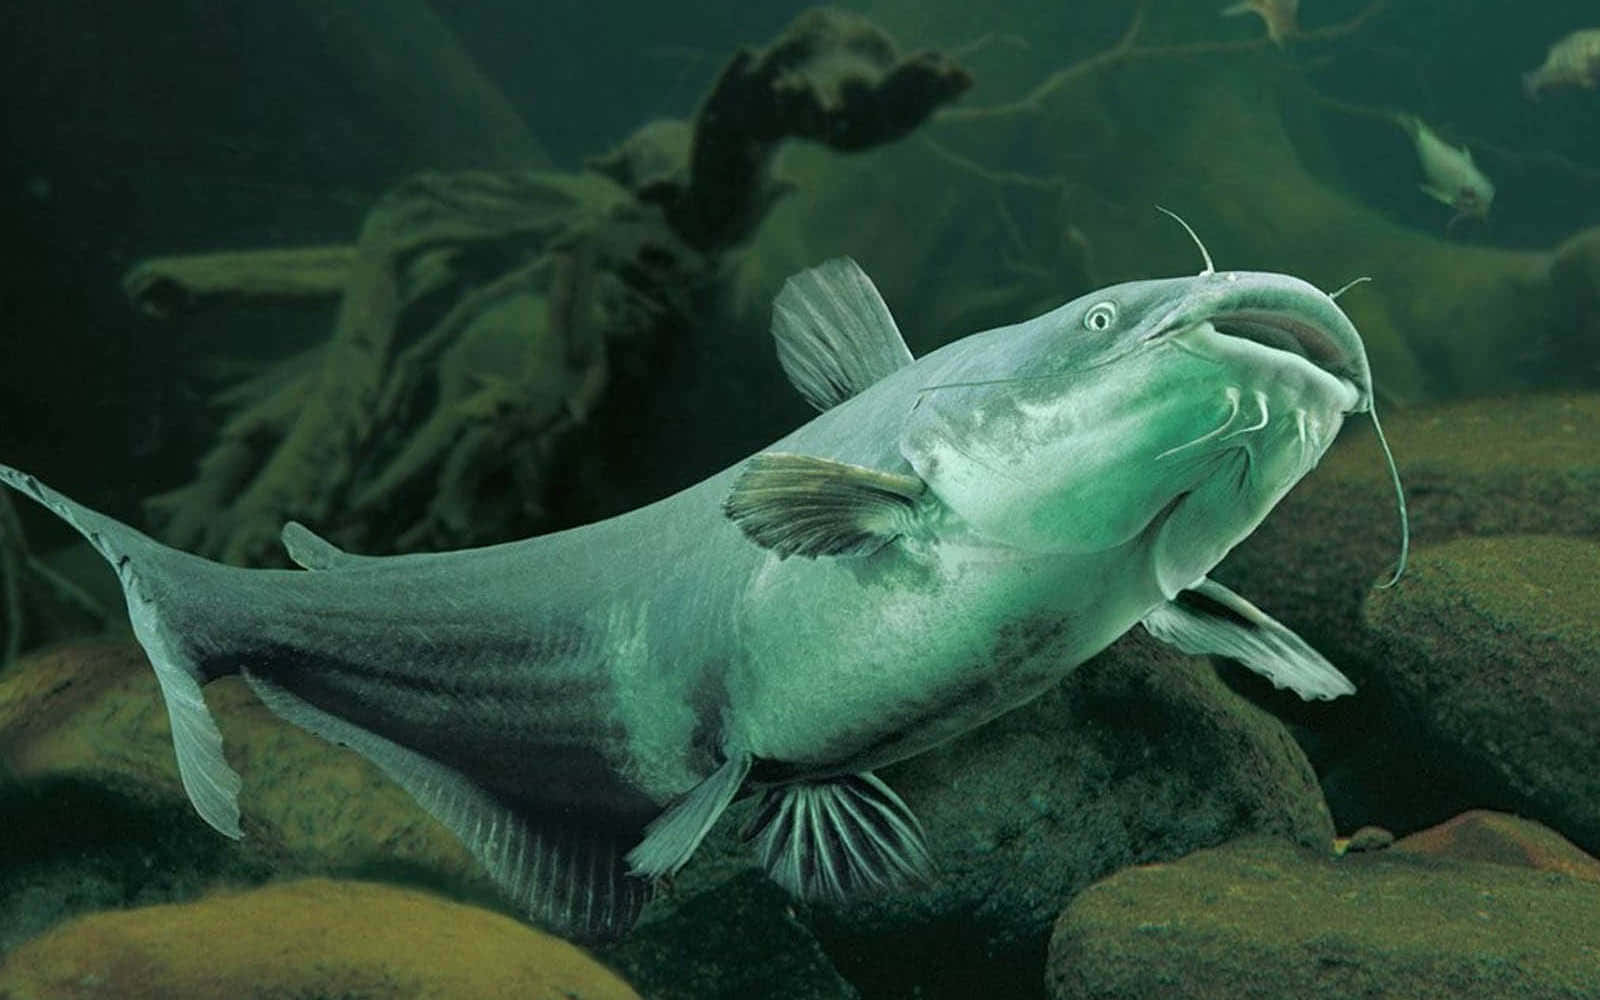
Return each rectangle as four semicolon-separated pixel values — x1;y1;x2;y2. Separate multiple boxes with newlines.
128;8;970;565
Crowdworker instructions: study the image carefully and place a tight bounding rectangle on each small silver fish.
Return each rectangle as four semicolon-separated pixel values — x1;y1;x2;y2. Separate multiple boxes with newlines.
1523;29;1600;100
1400;114;1494;231
1221;0;1299;46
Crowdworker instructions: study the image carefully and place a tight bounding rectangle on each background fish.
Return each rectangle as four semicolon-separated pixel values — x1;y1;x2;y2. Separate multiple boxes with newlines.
1221;0;1300;46
1398;114;1495;231
1523;28;1600;99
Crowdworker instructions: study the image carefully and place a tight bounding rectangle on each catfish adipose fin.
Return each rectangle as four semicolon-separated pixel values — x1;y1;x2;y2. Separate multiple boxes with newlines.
1141;577;1355;700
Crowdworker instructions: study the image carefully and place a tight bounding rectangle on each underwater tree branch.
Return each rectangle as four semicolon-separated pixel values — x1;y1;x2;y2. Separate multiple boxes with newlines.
123;247;358;320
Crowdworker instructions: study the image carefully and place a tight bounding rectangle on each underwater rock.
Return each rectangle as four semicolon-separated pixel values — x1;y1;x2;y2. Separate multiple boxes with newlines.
0;639;495;941
1340;824;1394;853
1215;391;1600;841
0;877;639;999
1392;810;1600;883
637;631;1333;1000
1547;225;1600;377
1365;535;1600;854
602;871;860;1000
1046;835;1600;1000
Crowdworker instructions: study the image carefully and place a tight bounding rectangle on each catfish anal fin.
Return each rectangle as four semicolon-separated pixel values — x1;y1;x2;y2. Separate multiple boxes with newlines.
1140;577;1355;701
723;453;928;559
241;670;649;939
742;772;935;902
773;257;914;412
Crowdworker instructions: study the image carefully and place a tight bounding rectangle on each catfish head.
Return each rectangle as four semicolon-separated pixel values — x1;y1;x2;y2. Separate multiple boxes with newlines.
900;228;1399;596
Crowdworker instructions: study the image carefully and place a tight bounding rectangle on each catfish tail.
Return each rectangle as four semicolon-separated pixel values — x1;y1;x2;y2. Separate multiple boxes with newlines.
0;464;245;838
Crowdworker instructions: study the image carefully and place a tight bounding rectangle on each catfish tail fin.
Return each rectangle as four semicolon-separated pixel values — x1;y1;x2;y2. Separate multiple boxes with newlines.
0;464;243;838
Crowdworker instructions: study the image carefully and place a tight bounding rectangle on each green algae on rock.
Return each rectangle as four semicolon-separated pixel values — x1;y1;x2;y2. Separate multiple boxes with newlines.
1393;810;1600;884
0;878;641;1000
1214;392;1600;840
1365;535;1600;854
0;641;495;936
1047;836;1600;1000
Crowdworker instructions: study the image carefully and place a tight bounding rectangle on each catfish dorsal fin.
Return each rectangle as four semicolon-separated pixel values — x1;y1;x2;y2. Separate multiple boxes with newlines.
772;257;914;411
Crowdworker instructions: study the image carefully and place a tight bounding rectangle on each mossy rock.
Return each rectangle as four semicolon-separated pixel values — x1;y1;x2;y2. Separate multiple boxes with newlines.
0;878;640;1000
1365;535;1600;853
1213;392;1600;841
1048;835;1600;1000
0;640;497;948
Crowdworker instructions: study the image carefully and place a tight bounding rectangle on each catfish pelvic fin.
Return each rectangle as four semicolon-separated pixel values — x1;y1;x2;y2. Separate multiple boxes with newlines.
742;772;935;902
1141;576;1356;701
723;452;928;559
773;257;914;411
626;752;751;880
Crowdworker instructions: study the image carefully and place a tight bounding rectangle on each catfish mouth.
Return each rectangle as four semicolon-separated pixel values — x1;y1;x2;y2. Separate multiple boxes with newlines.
1187;304;1368;414
1209;309;1356;384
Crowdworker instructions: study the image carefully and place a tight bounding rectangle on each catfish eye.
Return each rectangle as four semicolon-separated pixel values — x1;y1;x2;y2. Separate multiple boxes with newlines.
1083;301;1117;331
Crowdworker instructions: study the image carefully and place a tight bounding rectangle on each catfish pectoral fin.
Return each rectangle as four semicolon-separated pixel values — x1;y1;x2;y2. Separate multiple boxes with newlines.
742;772;935;902
722;452;928;559
1141;576;1356;701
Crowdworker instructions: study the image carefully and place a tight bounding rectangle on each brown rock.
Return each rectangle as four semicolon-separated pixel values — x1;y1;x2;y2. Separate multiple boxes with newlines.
0;878;639;1000
1393;809;1600;883
1341;825;1395;853
0;639;485;890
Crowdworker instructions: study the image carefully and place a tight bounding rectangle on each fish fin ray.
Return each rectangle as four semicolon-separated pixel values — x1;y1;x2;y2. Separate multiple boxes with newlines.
240;670;650;939
741;772;935;902
773;257;914;412
0;464;244;837
723;452;927;559
1219;2;1254;16
626;752;750;879
1140;577;1356;701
